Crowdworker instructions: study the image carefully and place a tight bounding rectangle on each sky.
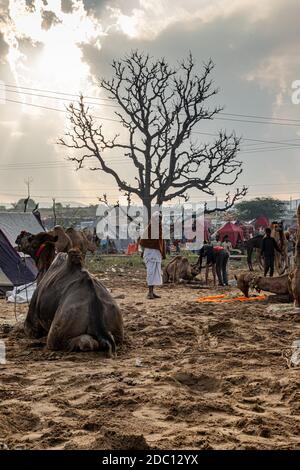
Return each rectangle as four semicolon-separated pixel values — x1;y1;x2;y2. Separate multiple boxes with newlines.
0;0;300;207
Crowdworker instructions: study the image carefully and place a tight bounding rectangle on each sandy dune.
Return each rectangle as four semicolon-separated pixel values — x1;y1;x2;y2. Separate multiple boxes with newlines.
1;268;300;450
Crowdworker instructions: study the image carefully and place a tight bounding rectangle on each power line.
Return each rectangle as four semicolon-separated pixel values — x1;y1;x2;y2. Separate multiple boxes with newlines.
4;97;300;154
240;144;300;154
3;97;300;171
4;88;117;108
5;82;300;124
4;98;119;122
219;111;300;124
4;88;300;129
214;116;300;128
4;83;112;101
195;131;300;147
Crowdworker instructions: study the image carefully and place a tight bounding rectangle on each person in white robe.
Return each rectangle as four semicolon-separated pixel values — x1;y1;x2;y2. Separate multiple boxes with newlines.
139;212;166;299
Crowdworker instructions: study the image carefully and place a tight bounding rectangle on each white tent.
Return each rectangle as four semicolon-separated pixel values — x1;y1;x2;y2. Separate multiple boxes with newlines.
0;212;44;247
0;268;12;288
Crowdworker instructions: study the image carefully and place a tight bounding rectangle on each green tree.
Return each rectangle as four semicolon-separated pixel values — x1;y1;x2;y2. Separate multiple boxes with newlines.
235;197;286;221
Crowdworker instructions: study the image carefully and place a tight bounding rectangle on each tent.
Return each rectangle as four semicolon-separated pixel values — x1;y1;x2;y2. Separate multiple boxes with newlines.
0;230;38;290
253;215;269;230
0;212;43;292
217;222;244;247
0;212;44;247
0;267;13;296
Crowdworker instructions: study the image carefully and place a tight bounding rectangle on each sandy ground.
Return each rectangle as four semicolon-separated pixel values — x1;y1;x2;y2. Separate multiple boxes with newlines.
1;264;300;450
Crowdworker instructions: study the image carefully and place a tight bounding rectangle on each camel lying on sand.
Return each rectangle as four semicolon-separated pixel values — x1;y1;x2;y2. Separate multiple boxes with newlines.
235;272;291;299
163;256;197;283
24;249;123;353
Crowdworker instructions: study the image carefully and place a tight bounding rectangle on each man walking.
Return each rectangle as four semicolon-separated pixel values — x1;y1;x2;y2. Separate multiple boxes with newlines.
261;227;281;277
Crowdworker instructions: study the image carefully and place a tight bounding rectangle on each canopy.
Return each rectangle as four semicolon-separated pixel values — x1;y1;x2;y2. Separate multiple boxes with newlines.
217;222;244;247
0;212;44;247
254;215;269;230
0;230;37;288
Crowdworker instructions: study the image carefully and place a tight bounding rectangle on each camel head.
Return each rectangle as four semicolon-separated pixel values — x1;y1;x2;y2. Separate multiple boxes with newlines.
67;248;84;268
16;231;58;259
15;230;32;252
235;272;256;297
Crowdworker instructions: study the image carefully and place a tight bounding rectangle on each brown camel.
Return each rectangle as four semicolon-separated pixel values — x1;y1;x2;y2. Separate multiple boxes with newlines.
49;225;73;253
271;221;288;275
235;272;291;298
24;249;123;353
163;256;194;283
15;231;58;283
66;227;96;256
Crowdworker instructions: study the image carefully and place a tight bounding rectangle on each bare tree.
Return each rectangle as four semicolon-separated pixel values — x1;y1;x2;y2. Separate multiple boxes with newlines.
59;51;247;215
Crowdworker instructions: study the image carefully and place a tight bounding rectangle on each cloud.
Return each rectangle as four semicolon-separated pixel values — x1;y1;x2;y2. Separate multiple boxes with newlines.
41;10;62;30
1;0;300;203
25;0;36;13
61;0;74;14
78;0;300;195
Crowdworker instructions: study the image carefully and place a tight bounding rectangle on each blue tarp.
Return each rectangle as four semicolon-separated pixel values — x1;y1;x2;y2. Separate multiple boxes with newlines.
0;230;37;287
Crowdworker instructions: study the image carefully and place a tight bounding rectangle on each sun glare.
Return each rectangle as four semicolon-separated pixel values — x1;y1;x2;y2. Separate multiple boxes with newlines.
7;0;104;98
36;27;89;92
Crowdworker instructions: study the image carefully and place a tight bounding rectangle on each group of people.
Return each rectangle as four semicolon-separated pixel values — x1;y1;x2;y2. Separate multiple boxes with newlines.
196;234;232;287
138;213;296;299
261;227;295;276
138;212;234;299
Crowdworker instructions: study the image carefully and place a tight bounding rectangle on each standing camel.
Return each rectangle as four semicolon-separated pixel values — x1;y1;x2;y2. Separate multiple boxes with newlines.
271;222;288;275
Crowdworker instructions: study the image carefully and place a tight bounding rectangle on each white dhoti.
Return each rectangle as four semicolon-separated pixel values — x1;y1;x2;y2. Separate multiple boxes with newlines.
143;248;162;286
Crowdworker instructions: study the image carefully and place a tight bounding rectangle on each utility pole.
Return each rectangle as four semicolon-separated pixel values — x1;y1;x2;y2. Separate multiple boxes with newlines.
24;177;33;213
52;198;57;227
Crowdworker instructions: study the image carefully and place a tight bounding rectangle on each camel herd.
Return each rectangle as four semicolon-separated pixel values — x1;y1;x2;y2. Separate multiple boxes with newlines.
13;207;300;356
237;206;300;306
246;221;289;273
